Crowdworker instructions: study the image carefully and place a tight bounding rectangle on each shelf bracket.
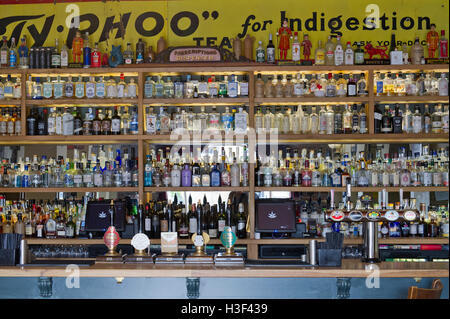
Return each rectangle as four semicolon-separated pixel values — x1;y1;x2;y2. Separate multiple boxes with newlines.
336;278;351;299
186;277;200;299
38;277;53;298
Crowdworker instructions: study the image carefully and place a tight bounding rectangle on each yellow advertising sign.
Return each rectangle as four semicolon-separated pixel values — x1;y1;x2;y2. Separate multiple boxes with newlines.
0;0;448;59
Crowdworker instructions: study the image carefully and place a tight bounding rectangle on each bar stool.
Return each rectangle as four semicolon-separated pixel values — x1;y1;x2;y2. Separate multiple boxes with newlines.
407;279;443;299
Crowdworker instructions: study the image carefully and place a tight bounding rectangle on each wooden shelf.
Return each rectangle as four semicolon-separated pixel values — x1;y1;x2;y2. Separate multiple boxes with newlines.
26;98;138;105
143;97;249;105
255;96;369;104
24;237;448;245
0;135;140;144
255;186;449;192
0;187;139;193
144;186;250;192
273;133;449;144
374;95;449;103
0;100;21;106
252;63;450;72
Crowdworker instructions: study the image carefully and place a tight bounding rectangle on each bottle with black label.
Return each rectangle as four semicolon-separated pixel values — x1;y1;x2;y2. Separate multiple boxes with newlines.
151;203;160;239
37;109;47;135
374;104;383;133
351;104;360;133
111;107;121;135
26;108;37;136
392;104;403;133
381;105;393;133
237;202;247;239
208;205;218;238
266;34;275;63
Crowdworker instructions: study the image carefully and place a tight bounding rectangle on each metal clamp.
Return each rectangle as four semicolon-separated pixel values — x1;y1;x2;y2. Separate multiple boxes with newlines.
336;278;352;299
186;277;200;299
38;277;53;298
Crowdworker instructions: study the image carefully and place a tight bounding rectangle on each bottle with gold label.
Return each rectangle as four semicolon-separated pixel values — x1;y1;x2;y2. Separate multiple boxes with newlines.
315;40;325;65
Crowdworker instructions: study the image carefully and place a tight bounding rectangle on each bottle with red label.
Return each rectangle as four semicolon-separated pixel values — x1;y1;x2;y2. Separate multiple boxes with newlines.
301;160;312;186
91;42;102;68
439;30;448;58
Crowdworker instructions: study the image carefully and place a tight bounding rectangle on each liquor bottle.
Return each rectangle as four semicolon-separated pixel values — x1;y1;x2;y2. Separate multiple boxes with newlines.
347;74;357;97
237;202;247;239
111;107;121;135
136;38;145;64
0;36;8;67
42;76;53;99
423;104;432;133
266;34;275;63
441;104;449;133
188;202;197;237
91;42;101;67
325;35;335;66
411;37;424;65
85;76;95;99
315;40;325;65
357;73;367;96
292;32;301;61
123;43;134;64
334;38;344;65
60;41;69;68
351;104;360;133
381;105;393;133
438;73;448;96
18;36;29;69
412;105;422;133
344;41;354;65
354;42;365;64
117;73;127;98
256;40;265;62
392;104;403;133
51;39;60;68
9;37;17;68
439;30;448;58
75;76;85;98
83;32;91;68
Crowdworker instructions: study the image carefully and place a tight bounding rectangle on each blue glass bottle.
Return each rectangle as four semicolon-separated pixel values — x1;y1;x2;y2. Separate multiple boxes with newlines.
210;164;221;187
144;155;153;187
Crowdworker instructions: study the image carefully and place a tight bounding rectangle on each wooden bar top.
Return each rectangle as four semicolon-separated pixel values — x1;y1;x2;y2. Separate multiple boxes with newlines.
0;260;447;278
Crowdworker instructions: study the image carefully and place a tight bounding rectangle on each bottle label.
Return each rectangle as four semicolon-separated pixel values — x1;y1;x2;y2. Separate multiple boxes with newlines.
218;220;226;232
86;83;95;98
51;54;60;67
111;119;121;133
95;83;105;98
267;48;275;62
60;51;68;67
189;217;197;233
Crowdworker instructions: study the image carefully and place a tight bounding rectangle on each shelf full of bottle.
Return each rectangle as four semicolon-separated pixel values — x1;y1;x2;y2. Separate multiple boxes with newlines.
254;72;369;101
25;105;140;137
0;193;251;241
143;104;249;138
373;70;449;99
143;144;250;189
0;74;22;102
1;192;448;243
287;193;449;240
375;102;449;135
254;144;449;190
0;144;140;190
143;73;250;102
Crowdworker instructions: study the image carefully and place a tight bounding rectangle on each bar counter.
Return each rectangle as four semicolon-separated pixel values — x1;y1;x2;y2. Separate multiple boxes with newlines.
0;260;448;278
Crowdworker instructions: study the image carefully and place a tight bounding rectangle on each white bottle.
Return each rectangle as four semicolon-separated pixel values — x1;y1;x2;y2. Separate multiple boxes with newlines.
145;107;157;134
438;73;448;96
234;107;248;133
344;42;354;65
85;76;96;98
334;37;344;66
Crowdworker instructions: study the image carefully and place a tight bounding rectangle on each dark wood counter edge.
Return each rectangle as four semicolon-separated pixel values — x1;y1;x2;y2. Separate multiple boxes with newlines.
0;261;448;278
